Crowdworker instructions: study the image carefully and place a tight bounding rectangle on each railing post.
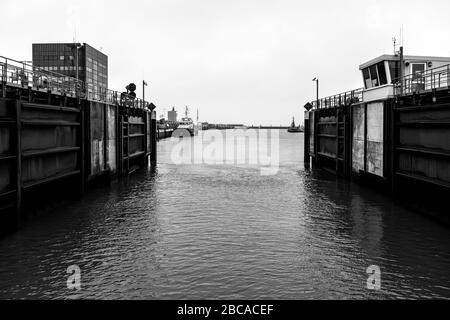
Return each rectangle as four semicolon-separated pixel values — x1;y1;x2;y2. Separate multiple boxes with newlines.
431;70;434;90
1;59;6;97
447;65;450;88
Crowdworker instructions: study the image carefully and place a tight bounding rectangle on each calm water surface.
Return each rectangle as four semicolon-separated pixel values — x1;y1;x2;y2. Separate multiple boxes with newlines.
0;130;449;299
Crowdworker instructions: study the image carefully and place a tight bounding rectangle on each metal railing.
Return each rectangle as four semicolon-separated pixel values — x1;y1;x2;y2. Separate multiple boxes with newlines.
311;88;363;109
0;55;150;109
393;63;450;96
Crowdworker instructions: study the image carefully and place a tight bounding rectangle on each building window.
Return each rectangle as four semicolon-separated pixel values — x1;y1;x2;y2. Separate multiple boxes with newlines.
389;61;400;82
60;55;64;60
369;64;379;87
412;63;426;81
363;68;371;89
376;62;387;85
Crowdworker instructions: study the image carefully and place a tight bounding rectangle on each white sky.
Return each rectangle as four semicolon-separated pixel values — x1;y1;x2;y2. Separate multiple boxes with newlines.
2;0;450;125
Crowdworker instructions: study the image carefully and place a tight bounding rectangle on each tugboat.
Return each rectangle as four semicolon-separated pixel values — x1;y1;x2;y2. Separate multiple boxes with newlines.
287;116;302;133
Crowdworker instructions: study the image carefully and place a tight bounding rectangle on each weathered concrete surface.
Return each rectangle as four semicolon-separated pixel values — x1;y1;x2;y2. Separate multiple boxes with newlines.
352;104;365;173
89;102;105;176
366;102;384;177
106;105;116;172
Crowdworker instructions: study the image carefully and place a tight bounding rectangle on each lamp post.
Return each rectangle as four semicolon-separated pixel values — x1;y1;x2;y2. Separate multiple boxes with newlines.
312;77;319;109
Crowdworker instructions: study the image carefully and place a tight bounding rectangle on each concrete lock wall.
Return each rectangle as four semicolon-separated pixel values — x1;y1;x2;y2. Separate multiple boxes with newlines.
89;102;106;177
351;102;384;177
352;104;365;173
366;102;384;177
88;101;118;180
106;104;117;173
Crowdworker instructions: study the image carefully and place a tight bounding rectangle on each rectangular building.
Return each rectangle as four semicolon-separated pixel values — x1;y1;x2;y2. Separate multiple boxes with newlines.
168;107;178;122
32;43;108;100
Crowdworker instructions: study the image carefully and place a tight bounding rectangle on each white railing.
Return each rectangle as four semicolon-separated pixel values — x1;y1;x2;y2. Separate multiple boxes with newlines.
393;64;450;95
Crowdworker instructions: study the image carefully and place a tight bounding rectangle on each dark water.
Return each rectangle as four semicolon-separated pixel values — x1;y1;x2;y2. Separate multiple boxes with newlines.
0;130;449;299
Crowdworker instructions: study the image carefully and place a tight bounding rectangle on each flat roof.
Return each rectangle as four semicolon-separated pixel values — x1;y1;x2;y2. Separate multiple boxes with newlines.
32;43;107;56
359;54;450;69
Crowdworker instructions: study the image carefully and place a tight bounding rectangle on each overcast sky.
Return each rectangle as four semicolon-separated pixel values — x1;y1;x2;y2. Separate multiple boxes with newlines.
2;0;450;125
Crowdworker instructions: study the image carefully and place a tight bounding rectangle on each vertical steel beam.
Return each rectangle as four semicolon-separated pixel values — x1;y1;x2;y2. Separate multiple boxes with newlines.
344;105;350;178
79;98;85;196
314;110;319;166
150;110;157;166
364;103;368;173
304;112;310;165
115;102;120;178
118;113;124;178
15;100;22;228
127;115;130;174
336;107;339;174
390;100;397;198
143;110;149;167
103;103;108;171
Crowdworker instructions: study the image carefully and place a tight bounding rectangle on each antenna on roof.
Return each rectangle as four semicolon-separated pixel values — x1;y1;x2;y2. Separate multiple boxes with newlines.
392;37;397;55
400;25;404;47
73;25;77;44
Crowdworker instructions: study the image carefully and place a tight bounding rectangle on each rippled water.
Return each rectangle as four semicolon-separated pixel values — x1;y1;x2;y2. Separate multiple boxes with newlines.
0;130;449;299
